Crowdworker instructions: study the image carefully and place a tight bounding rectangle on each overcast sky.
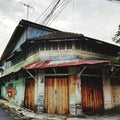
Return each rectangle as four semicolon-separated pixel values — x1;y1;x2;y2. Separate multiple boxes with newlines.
0;0;120;56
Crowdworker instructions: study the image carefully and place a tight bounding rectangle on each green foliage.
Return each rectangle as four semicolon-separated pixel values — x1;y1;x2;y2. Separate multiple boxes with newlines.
113;25;120;44
116;52;120;62
112;25;120;62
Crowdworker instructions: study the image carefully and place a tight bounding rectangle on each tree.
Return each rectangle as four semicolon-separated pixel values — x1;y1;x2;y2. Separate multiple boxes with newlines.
113;25;120;44
108;0;120;62
116;52;120;61
112;26;120;62
112;25;120;62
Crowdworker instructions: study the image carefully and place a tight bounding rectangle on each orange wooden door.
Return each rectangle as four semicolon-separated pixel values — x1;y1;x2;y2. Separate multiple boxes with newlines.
81;77;103;112
45;77;55;113
45;77;68;114
24;79;35;110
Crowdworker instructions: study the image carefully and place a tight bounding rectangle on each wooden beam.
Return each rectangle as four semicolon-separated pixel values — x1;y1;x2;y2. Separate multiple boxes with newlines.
26;70;37;81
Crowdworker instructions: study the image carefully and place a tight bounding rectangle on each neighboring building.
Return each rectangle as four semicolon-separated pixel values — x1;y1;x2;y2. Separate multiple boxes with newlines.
0;19;120;115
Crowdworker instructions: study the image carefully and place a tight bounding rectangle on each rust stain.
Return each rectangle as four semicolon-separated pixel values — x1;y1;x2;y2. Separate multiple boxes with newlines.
23;60;108;70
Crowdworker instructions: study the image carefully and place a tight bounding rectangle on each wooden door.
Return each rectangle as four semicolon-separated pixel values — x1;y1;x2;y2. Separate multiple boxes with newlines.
111;78;120;108
44;76;68;114
24;79;35;110
81;76;103;112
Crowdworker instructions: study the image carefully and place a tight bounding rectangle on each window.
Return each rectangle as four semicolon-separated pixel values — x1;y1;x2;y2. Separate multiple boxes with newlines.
81;41;86;50
5;61;12;69
32;45;39;54
66;41;72;49
39;43;45;51
75;41;80;49
59;42;65;50
11;55;23;65
52;42;58;50
46;42;51;50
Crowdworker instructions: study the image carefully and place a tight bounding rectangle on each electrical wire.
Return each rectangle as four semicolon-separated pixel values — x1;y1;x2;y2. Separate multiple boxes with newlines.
48;0;72;26
35;0;72;26
47;0;72;26
35;0;58;22
41;0;61;25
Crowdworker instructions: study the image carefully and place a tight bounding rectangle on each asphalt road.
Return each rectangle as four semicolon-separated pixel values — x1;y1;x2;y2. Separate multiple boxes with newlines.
0;101;120;120
0;107;16;120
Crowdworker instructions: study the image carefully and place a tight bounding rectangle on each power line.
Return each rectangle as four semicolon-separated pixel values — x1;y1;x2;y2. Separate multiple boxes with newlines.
35;0;58;22
41;0;61;25
48;0;72;26
36;0;72;26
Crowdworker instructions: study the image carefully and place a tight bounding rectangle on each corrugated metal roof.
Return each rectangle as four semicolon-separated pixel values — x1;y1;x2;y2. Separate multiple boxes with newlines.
27;32;84;41
23;60;109;70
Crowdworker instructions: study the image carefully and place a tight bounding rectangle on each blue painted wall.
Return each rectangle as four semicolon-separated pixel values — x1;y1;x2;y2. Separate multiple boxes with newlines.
13;32;26;52
27;27;51;38
12;27;51;52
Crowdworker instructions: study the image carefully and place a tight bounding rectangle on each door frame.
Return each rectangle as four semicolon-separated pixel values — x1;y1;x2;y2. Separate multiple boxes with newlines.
44;76;69;114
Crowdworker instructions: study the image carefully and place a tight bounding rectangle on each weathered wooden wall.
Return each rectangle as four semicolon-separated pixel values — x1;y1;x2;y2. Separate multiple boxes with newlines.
24;78;35;110
111;78;120;108
81;76;103;112
44;76;68;114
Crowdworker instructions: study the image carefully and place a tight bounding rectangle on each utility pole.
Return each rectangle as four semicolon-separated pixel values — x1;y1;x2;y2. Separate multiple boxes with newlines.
19;2;34;20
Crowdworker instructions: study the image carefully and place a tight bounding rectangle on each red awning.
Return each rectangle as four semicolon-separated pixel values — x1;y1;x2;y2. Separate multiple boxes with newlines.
23;60;109;70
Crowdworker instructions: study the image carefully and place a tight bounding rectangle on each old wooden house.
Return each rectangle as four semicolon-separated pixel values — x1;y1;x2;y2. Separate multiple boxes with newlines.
0;20;120;115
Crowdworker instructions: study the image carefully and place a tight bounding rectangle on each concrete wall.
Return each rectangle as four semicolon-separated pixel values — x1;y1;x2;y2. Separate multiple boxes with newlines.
32;70;45;112
1;75;25;106
103;77;112;110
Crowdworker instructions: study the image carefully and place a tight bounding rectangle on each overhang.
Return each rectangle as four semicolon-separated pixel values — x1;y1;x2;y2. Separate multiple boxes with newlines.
23;60;109;70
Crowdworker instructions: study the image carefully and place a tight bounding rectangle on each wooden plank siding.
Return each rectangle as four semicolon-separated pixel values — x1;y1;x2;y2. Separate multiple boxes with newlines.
111;78;120;108
81;76;103;112
24;79;35;110
44;76;68;114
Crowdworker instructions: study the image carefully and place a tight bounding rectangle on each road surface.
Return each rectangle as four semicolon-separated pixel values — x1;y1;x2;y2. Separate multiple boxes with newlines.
0;107;16;120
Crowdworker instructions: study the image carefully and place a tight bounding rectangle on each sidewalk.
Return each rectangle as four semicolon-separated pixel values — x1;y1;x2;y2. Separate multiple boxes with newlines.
0;99;84;120
0;99;120;120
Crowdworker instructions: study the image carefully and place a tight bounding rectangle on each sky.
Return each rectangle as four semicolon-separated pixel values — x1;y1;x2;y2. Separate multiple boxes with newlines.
0;0;120;56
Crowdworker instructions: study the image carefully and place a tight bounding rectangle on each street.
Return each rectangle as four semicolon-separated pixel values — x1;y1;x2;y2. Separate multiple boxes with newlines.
0;100;120;120
0;107;16;120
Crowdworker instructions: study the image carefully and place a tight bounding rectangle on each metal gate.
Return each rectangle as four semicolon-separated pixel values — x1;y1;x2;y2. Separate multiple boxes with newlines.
44;76;68;114
81;76;103;112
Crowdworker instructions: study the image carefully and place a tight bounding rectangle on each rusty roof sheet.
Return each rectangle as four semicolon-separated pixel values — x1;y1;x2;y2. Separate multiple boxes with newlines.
23;60;109;70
